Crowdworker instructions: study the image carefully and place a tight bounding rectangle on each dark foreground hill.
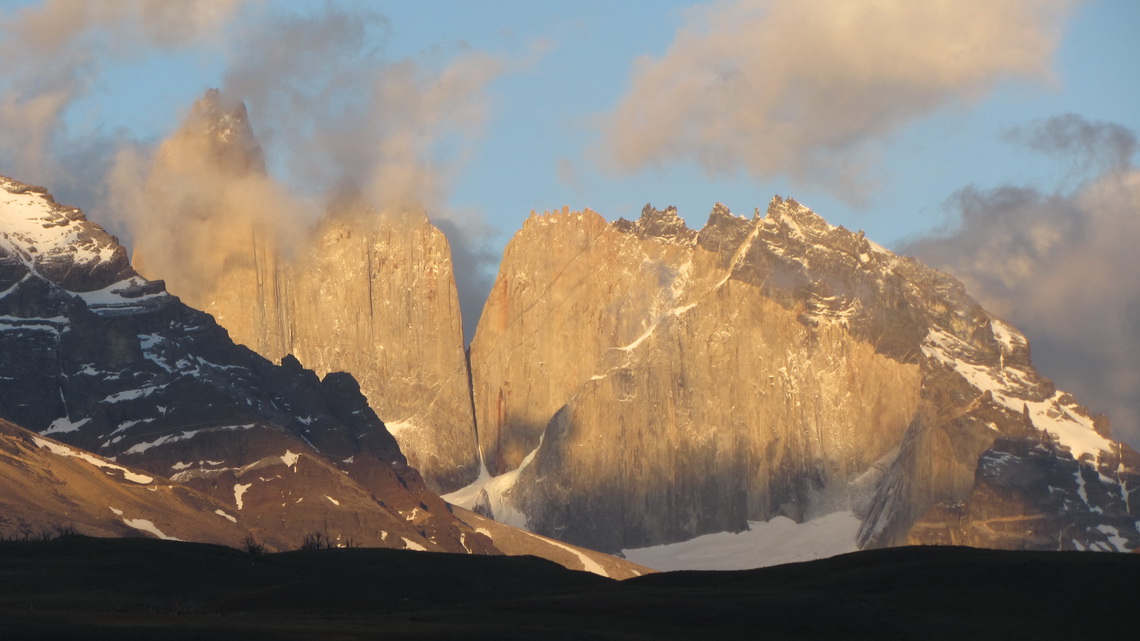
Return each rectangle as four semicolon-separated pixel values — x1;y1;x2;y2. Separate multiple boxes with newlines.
1;537;1136;640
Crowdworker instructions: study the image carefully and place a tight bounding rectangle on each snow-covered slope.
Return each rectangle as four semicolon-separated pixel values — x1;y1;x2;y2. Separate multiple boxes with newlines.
622;512;861;572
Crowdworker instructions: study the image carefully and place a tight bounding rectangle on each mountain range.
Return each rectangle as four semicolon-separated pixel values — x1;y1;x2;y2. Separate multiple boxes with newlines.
0;172;644;578
0;90;1137;572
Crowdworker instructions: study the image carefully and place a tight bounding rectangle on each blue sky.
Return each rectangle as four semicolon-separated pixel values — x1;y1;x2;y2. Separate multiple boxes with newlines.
2;0;1139;446
7;0;1134;245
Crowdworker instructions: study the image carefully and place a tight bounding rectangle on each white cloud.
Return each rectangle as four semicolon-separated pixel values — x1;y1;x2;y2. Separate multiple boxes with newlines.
604;0;1075;200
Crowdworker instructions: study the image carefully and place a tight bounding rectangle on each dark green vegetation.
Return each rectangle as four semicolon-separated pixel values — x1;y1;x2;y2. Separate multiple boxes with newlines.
1;537;1136;640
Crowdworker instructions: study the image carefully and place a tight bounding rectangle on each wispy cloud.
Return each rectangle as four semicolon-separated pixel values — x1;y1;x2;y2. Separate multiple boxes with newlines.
218;5;503;214
603;0;1075;202
0;0;242;192
1;2;504;337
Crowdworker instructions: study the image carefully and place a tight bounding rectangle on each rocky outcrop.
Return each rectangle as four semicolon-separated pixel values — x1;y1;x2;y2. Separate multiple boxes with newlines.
909;437;1140;551
198;206;479;494
465;198;1139;555
131;91;479;493
0;174;489;553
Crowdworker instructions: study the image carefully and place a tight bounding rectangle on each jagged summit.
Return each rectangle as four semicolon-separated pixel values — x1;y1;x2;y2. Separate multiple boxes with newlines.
0;174;164;308
131;95;482;494
465;197;1138;557
175;88;265;174
613;204;695;242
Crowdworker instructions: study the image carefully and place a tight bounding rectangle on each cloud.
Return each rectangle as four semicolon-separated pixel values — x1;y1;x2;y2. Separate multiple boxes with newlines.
904;116;1140;449
220;5;502;216
88;5;504;331
603;0;1075;200
0;2;503;336
10;0;241;54
107;90;309;303
1004;112;1138;176
0;0;243;188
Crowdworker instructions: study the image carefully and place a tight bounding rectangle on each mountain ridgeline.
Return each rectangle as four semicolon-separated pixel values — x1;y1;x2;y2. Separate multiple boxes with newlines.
0;172;647;579
465;200;1139;554
0;174;487;553
2;89;1136;565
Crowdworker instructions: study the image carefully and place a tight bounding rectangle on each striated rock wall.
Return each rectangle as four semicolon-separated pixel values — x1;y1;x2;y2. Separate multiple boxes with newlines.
470;206;699;476
470;203;923;551
468;198;1138;554
194;209;480;493
131;91;479;493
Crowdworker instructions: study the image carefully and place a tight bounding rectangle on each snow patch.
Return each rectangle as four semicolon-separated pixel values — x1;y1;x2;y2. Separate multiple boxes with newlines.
922;329;1112;459
102;384;164;404
537;535;609;577
441;452;493;507
123;424;255;456
402;537;427;552
31;435;153;484
75;277;167;310
384;419;415;438
122;518;181;541
622;511;861;571
234;483;252;510
325;495;340;506
990;319;1024;353
0;186;113;268
618;325;656;352
215;509;237;523
43;415;91;435
280;450;300;469
446;434;544;530
1095;525;1129;552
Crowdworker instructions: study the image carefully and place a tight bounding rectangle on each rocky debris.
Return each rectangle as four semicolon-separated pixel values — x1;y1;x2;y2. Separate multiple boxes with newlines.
132;91;479;493
465;198;1139;555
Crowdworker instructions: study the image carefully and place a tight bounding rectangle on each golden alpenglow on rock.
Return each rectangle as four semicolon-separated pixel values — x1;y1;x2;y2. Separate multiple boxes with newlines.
130;91;479;493
464;199;1139;555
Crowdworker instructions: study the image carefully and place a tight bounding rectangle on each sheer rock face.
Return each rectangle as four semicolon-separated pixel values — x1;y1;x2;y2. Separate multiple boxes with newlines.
0;175;493;554
196;209;480;494
469;198;1139;554
132;91;479;493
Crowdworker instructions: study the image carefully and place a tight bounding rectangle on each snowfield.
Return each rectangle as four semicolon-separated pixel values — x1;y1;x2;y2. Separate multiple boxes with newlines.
622;511;861;571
